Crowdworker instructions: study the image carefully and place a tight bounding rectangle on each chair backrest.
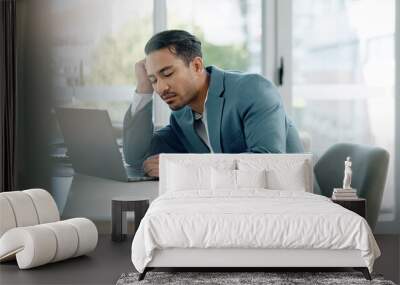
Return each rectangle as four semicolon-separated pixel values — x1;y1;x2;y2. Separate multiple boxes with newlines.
314;143;389;229
0;189;60;237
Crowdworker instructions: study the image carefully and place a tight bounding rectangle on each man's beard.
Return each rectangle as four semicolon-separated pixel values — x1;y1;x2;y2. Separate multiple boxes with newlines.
167;91;196;111
168;104;185;111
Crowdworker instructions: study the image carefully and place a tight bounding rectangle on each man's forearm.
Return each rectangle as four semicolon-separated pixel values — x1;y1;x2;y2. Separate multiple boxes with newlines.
130;91;153;115
123;95;153;165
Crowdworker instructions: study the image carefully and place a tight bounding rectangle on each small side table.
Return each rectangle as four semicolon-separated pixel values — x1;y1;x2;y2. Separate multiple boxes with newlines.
331;198;366;219
112;197;149;242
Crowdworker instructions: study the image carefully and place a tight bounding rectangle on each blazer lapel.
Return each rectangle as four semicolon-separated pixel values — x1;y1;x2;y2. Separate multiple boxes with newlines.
177;107;210;153
205;66;225;153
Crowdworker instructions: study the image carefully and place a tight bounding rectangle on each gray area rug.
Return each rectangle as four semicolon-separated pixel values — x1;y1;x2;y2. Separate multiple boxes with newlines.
116;271;396;285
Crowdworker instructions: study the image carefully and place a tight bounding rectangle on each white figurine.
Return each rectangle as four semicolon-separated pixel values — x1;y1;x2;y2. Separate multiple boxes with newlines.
343;156;352;189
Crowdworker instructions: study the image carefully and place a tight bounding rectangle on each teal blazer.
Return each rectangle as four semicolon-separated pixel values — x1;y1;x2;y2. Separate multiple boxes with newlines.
123;66;304;165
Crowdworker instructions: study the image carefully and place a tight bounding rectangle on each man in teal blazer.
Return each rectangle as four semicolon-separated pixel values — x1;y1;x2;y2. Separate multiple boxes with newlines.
123;30;304;177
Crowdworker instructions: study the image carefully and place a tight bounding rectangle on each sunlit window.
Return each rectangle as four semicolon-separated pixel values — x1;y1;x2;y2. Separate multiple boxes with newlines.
50;0;153;123
167;0;262;73
292;0;395;223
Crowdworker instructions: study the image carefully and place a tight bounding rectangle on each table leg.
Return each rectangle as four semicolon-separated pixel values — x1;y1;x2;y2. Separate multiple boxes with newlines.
112;201;124;242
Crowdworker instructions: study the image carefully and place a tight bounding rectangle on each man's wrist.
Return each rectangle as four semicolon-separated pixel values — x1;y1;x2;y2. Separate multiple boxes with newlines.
135;84;153;94
131;91;153;115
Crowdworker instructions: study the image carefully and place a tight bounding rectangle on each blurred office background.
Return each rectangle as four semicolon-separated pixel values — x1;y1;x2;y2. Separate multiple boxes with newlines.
10;0;399;233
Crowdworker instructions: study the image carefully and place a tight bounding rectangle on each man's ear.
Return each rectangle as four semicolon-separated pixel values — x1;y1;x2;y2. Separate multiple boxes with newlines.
191;57;204;73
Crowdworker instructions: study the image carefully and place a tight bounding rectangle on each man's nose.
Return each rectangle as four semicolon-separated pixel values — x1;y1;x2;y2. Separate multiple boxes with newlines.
155;80;169;95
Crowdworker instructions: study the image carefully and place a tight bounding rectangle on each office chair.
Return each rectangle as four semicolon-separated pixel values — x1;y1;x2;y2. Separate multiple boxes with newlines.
314;143;389;230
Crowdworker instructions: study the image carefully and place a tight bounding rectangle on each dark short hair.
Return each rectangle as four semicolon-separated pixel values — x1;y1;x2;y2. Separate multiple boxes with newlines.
144;30;202;65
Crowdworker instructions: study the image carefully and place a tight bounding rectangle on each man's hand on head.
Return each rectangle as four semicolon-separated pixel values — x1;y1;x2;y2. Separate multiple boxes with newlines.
143;154;159;177
135;59;153;94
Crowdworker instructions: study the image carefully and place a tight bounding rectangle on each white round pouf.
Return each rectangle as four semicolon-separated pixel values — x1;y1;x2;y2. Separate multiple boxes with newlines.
0;218;98;269
24;189;60;224
0;226;57;269
0;196;17;237
64;218;98;257
42;221;79;262
1;191;39;227
0;189;98;269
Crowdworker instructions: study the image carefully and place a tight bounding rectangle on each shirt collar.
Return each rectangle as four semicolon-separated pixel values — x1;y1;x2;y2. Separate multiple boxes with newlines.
193;111;202;120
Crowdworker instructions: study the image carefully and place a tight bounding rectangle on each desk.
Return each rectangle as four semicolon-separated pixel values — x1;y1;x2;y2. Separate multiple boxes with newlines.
60;173;158;233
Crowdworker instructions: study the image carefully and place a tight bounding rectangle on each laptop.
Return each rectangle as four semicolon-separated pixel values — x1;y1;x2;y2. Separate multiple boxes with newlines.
55;107;157;182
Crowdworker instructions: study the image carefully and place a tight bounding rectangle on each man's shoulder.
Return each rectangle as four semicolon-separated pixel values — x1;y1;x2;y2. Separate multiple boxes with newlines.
221;70;277;102
227;71;273;87
207;65;275;94
215;68;281;110
213;67;274;92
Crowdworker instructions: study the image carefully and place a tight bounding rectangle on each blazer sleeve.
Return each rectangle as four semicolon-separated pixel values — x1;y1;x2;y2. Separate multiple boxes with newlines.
238;75;287;153
122;102;187;165
148;122;188;156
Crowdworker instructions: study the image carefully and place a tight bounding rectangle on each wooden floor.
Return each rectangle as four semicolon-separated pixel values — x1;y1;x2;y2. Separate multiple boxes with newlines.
0;235;133;285
0;235;399;285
